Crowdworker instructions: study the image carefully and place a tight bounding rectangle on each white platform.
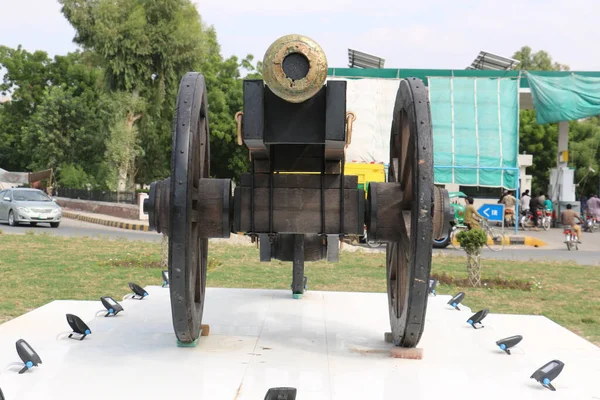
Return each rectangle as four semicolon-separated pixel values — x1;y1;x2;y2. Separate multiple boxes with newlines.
0;287;599;399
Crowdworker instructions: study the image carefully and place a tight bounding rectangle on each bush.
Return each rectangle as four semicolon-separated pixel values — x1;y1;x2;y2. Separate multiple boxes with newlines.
58;164;94;189
456;228;488;287
456;228;487;255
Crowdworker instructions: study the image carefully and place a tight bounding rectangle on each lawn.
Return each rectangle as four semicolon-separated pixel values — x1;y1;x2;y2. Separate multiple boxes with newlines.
0;232;598;345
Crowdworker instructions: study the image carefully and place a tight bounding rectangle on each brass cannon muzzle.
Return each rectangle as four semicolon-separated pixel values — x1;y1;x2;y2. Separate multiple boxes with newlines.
262;34;328;103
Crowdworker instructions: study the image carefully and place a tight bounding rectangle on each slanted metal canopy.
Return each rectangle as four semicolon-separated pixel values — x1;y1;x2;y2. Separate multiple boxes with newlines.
466;51;520;71
348;49;385;69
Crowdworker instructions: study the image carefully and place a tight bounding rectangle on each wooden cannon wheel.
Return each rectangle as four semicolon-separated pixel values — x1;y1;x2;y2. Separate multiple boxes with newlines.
168;72;210;344
385;78;434;347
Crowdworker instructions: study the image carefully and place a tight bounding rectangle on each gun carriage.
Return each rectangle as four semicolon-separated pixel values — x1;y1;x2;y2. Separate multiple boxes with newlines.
144;34;451;347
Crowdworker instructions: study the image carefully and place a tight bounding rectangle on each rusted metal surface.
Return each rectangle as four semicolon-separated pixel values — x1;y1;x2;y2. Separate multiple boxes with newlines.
145;178;170;235
262;34;328;103
345;111;356;146
432;185;451;240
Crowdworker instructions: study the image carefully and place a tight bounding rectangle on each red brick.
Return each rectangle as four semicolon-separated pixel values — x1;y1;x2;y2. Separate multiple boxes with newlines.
389;347;424;360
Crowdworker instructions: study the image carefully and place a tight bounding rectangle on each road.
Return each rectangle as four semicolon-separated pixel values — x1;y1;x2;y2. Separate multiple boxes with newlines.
2;218;599;265
0;218;162;242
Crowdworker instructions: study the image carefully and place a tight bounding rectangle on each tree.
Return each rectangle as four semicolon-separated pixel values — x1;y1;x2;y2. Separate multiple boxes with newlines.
456;229;488;287
569;118;600;197
59;0;207;188
103;91;146;191
0;46;52;171
512;46;570;71
197;26;263;182
518;110;558;194
16;51;112;186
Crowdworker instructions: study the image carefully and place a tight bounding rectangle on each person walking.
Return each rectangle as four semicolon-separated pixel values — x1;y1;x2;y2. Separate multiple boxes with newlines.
586;194;600;220
500;190;517;225
520;190;531;215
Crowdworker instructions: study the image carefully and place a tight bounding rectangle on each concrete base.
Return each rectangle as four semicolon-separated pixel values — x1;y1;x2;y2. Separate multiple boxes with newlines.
0;287;598;399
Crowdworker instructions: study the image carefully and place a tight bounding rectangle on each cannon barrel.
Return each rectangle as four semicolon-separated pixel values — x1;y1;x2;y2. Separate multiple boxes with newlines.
262;34;328;103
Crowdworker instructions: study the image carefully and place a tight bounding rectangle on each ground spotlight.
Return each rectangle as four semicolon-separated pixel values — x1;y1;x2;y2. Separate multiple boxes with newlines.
531;360;564;391
128;282;148;299
467;308;489;329
66;314;91;341
447;292;465;310
162;270;169;287
264;387;297;400
428;279;438;296
15;339;42;374
496;335;522;355
101;296;124;317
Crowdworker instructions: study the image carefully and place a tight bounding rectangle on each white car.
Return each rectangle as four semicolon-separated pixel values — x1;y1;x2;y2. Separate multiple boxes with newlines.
0;188;62;228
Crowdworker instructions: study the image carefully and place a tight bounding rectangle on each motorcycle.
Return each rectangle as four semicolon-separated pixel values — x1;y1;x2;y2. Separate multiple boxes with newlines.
583;214;598;233
563;227;579;251
541;210;552;231
520;210;543;231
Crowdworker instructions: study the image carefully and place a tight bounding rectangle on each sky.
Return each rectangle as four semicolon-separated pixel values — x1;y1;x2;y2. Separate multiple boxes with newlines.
1;0;600;71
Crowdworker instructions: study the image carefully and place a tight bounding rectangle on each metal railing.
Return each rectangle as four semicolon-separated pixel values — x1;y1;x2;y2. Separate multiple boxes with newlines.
55;188;137;204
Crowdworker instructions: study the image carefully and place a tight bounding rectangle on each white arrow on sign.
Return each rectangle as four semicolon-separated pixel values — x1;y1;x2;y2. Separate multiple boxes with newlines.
482;208;490;217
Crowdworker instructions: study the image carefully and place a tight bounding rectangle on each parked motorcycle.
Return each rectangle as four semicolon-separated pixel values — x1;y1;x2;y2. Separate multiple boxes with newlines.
541;210;552;231
583;214;598;233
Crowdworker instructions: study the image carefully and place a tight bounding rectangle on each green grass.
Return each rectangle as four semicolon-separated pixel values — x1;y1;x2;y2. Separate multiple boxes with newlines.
0;233;598;345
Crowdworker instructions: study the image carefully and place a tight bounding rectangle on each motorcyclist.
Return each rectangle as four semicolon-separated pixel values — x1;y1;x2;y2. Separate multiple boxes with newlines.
561;204;583;243
529;193;544;230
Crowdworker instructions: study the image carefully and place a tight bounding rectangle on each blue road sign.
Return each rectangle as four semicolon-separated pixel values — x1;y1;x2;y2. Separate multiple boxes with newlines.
477;204;505;222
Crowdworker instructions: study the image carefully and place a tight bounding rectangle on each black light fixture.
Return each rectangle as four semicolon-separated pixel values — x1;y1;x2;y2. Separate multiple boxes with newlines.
162;270;169;287
128;282;148;299
66;314;91;341
467;308;489;329
15;339;42;374
264;387;297;400
101;296;124;317
496;335;523;355
531;360;565;391
428;279;438;296
447;292;465;310
0;386;4;400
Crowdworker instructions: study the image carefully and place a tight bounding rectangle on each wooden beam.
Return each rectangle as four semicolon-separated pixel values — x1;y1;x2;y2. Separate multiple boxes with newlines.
239;173;358;189
233;186;364;234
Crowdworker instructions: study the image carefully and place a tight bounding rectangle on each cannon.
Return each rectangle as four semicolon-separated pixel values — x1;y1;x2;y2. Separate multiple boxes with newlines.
143;34;452;347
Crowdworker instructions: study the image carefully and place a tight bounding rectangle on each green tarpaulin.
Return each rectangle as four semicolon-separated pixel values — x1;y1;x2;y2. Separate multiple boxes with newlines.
527;72;600;125
428;77;520;189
